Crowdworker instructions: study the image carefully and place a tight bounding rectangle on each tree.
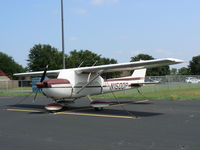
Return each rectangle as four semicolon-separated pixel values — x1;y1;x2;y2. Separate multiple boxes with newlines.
178;67;189;75
27;46;118;78
67;50;100;68
131;54;154;61
170;68;178;75
67;50;117;68
0;51;25;77
67;49;118;78
130;53;170;76
189;55;200;75
27;44;64;71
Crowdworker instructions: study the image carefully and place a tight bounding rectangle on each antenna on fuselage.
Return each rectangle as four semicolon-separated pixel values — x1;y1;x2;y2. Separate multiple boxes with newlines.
78;61;84;68
92;61;98;66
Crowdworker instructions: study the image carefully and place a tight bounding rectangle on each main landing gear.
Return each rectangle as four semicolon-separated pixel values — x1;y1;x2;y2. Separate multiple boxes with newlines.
87;96;110;111
44;97;110;112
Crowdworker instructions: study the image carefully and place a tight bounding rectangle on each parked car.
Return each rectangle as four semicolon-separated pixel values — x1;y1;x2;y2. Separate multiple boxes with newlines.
185;77;200;83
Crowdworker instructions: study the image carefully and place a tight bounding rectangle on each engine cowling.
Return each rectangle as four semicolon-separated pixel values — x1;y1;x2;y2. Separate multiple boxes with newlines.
36;79;72;99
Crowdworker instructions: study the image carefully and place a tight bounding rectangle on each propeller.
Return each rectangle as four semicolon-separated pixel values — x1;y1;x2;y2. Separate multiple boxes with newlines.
40;65;48;82
33;65;48;102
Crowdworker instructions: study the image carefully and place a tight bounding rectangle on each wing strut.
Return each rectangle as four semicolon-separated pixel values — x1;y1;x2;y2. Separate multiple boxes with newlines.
87;61;98;82
76;70;103;94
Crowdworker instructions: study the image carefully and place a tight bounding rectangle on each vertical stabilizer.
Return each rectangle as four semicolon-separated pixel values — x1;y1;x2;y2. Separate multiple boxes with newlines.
131;68;146;83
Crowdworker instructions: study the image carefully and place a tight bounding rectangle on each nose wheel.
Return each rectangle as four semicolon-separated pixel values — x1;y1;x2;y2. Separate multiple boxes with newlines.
94;107;104;111
45;103;63;112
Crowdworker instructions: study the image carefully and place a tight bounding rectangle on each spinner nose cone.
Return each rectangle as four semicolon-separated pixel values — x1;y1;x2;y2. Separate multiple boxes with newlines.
36;82;44;88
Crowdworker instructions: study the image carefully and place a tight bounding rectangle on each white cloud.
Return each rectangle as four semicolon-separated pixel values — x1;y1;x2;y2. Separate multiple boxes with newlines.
91;0;119;5
68;37;78;41
71;8;87;15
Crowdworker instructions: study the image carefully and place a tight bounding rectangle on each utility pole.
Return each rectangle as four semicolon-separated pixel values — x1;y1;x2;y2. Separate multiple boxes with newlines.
61;0;65;69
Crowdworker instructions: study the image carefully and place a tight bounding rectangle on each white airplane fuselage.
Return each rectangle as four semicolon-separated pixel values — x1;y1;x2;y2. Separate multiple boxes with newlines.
37;69;145;100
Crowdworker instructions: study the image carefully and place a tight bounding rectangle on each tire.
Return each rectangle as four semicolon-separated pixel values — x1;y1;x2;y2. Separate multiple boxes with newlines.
94;107;103;111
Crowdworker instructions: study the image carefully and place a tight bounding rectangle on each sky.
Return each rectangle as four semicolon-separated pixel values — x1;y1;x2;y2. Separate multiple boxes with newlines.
0;0;200;68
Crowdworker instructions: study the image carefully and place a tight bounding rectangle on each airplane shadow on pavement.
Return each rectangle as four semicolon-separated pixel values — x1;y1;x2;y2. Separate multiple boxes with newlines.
7;103;163;118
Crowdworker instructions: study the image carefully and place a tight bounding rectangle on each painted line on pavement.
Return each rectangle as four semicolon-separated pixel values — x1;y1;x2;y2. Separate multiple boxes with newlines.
6;108;42;113
56;111;136;119
111;99;149;107
6;108;136;119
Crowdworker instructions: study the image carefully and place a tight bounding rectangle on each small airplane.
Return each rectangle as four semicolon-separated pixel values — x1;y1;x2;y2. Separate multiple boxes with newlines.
14;58;184;111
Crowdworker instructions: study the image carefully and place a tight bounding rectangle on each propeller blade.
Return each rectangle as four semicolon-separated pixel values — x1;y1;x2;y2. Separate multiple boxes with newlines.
33;89;39;103
40;65;48;82
33;65;48;103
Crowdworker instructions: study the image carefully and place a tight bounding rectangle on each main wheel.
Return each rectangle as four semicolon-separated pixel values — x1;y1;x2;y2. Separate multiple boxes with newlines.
94;107;103;111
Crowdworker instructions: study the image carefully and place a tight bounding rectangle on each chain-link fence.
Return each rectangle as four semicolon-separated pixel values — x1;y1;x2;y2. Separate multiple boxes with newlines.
146;75;200;89
146;75;200;84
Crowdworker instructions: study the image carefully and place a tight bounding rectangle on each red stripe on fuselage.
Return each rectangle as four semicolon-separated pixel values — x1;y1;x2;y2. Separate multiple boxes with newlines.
41;85;102;89
44;79;70;84
36;79;71;88
104;77;144;82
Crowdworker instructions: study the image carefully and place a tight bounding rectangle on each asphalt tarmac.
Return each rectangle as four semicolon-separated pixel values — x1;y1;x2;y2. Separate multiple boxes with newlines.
0;96;200;150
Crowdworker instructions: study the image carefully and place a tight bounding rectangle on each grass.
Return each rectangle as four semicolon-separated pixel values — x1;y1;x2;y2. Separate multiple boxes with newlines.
93;83;200;100
0;87;36;97
0;92;34;97
0;83;200;100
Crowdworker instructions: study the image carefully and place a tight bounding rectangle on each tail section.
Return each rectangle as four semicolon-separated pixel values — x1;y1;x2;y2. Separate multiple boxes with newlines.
103;68;147;92
131;68;146;83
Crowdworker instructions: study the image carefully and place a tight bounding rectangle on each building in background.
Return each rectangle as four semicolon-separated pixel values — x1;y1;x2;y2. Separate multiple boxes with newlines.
0;70;18;88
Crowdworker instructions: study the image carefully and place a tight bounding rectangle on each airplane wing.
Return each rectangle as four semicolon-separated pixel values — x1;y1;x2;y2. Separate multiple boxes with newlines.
75;58;184;74
14;58;184;76
14;70;62;77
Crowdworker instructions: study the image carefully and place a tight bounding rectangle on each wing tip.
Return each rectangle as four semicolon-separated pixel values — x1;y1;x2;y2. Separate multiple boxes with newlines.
166;58;185;63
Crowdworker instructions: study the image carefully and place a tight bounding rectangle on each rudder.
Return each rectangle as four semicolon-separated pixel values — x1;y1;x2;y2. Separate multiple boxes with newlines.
131;68;147;83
